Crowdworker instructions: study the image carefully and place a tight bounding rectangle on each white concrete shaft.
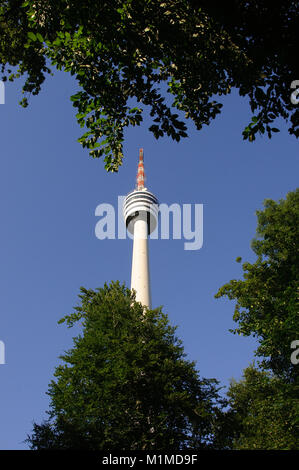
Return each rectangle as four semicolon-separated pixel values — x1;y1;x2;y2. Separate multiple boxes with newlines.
131;217;151;309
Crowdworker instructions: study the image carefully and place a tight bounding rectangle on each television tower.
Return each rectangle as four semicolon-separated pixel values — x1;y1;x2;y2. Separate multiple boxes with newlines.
123;149;158;309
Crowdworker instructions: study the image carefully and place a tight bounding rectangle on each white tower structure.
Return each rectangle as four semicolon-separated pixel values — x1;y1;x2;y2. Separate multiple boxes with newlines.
123;149;158;309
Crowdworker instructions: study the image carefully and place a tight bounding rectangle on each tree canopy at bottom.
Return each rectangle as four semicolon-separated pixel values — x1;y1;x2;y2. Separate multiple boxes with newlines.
26;282;224;450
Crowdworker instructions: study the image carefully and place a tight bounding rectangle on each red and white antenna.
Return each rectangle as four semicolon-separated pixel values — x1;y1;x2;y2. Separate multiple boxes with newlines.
136;148;146;190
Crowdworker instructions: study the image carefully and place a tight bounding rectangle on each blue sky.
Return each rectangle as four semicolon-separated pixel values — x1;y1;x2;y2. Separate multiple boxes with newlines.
0;71;298;449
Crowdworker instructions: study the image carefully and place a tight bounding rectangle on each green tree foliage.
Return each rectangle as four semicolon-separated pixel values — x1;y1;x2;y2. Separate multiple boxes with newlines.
215;189;299;381
225;364;298;450
26;282;224;450
214;190;299;449
0;1;298;171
